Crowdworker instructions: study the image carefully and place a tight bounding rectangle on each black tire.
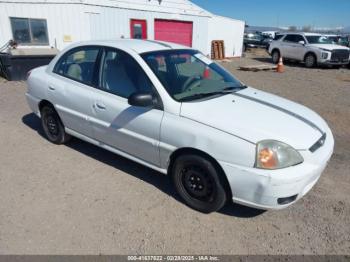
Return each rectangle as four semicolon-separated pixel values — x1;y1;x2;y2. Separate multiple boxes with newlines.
305;53;317;68
243;44;247;53
40;105;71;144
171;154;227;213
271;50;280;64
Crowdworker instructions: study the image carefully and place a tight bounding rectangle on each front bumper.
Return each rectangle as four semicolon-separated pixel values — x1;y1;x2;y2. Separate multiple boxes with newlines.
219;129;334;210
319;59;349;65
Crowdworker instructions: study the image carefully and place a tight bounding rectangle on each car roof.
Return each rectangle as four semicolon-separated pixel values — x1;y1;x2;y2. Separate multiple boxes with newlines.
302;32;322;36
66;39;192;54
284;32;321;36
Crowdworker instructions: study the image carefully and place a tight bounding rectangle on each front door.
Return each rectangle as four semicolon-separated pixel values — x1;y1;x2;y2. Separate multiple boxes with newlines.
281;34;306;60
130;19;147;39
90;47;163;166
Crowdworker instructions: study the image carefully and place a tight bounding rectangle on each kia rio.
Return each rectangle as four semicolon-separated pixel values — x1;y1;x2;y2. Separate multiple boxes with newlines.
26;40;334;213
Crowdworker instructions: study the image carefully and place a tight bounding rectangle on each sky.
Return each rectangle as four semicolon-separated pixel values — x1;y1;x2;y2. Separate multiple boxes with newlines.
190;0;350;29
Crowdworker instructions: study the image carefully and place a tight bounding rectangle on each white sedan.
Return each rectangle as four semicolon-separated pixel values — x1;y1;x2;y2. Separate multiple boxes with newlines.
26;40;334;213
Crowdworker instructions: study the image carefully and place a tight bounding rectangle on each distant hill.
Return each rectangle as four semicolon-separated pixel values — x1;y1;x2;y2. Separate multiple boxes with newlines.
246;26;281;32
246;25;350;34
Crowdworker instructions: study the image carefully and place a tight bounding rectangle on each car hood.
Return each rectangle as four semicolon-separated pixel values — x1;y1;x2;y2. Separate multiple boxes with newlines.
180;87;328;150
309;44;350;51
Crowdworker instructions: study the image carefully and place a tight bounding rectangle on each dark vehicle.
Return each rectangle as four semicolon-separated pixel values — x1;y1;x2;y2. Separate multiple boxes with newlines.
243;32;272;51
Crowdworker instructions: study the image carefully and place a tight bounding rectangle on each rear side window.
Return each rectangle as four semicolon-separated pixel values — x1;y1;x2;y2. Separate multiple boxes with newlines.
54;47;100;85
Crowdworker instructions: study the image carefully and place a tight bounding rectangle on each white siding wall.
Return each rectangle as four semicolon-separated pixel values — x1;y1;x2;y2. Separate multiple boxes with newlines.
208;16;245;57
0;0;244;57
0;2;91;50
88;7;209;55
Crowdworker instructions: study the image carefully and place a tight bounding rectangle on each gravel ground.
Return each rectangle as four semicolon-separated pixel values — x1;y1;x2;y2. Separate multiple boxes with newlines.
0;51;349;255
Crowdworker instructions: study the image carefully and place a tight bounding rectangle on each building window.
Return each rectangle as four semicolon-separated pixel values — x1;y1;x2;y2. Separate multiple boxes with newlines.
130;19;147;39
10;17;49;45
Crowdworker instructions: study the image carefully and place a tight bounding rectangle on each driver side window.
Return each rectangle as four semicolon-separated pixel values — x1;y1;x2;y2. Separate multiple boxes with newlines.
98;48;154;98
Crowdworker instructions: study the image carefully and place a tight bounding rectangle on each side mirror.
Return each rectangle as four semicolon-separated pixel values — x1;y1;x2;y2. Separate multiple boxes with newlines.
128;92;154;107
299;41;305;45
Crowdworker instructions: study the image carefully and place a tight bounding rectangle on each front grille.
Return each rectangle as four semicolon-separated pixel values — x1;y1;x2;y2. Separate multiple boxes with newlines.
331;49;350;62
309;133;327;153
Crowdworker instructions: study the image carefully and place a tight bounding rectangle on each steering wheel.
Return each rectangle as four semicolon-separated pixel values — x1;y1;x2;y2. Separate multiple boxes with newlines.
182;76;201;92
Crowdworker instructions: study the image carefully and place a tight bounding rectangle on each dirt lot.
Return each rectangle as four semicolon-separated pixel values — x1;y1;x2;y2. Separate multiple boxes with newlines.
0;51;349;255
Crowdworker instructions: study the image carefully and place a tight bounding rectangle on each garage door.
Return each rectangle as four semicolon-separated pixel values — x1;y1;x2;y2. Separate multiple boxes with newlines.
154;19;193;47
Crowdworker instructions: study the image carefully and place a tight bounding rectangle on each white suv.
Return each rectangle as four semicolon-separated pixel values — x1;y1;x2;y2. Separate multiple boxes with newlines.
268;33;350;68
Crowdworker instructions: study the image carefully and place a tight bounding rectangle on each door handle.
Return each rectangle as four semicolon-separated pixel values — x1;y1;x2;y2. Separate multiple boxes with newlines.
48;86;55;91
95;102;106;110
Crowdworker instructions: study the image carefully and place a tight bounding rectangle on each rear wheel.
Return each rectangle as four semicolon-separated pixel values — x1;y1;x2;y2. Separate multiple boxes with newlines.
271;50;280;64
171;154;227;213
305;53;317;68
40;105;71;144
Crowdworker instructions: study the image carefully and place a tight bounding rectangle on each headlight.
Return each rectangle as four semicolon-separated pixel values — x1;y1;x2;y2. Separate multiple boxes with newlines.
321;52;329;59
255;140;304;170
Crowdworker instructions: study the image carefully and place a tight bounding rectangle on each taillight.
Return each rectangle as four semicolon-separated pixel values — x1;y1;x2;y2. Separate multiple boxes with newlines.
26;70;32;81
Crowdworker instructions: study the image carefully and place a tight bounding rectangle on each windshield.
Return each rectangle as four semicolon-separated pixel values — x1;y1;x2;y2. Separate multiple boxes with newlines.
245;33;263;41
141;50;245;102
306;35;333;44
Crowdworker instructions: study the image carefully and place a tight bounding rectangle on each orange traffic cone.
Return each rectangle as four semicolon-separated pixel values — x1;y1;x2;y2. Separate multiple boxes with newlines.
276;56;285;73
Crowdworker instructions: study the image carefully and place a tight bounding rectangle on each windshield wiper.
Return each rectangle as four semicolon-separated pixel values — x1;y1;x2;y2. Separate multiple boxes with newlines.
179;92;224;102
223;85;248;91
179;86;246;102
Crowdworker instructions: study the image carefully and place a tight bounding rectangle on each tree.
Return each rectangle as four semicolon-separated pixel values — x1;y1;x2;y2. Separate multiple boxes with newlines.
302;26;312;32
288;26;297;32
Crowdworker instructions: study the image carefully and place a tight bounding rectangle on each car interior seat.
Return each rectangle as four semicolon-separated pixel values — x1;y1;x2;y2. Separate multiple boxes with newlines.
67;64;83;81
104;58;137;98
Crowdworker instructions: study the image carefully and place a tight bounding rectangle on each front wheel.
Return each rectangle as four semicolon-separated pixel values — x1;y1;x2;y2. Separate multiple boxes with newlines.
305;53;317;68
171;154;227;213
41;105;71;144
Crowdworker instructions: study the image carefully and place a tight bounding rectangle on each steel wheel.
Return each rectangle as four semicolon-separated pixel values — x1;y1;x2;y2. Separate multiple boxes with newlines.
172;154;227;213
181;165;216;202
41;105;71;144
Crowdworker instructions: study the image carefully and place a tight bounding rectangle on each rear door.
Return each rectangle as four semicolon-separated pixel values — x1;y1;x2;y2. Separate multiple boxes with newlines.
48;46;101;138
89;47;164;166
